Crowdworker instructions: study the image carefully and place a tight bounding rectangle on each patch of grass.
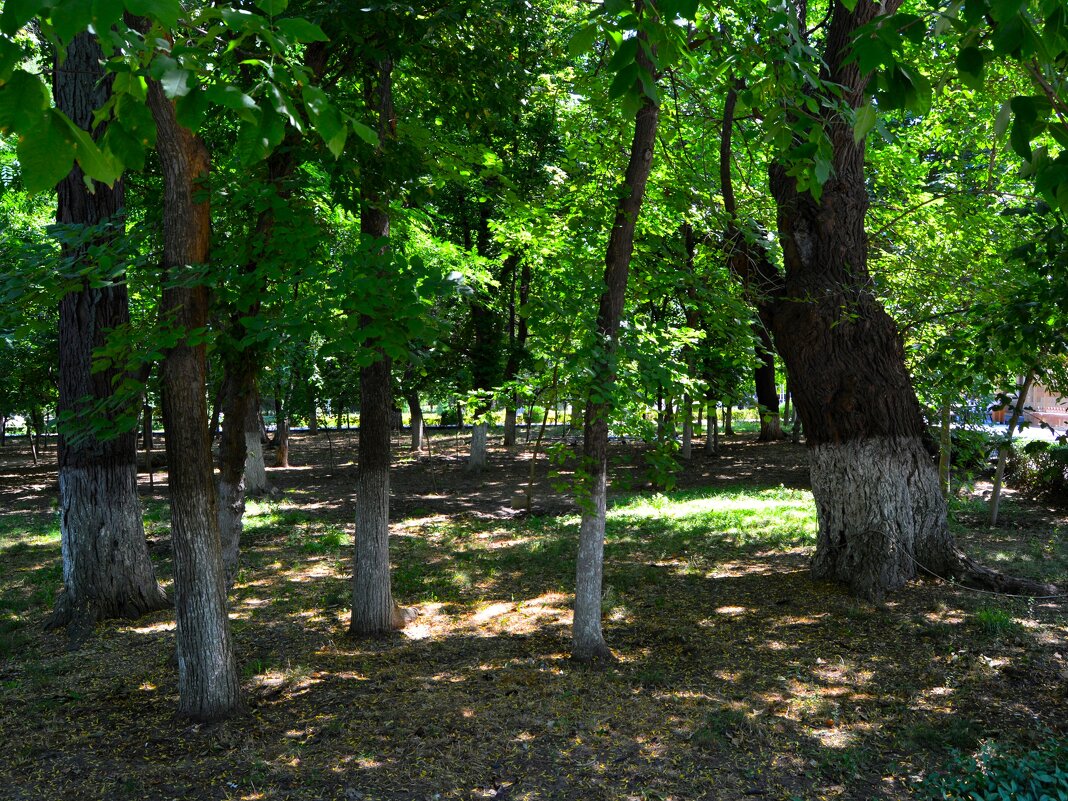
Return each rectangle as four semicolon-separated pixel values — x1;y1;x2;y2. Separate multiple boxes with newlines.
972;605;1022;636
690;706;751;750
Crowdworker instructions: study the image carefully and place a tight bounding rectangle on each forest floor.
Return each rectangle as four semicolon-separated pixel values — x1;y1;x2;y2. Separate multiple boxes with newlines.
0;428;1065;801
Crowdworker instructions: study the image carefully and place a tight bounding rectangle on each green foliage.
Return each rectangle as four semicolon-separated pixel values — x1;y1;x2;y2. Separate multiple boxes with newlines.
972;605;1022;636
1010;440;1068;502
917;737;1068;801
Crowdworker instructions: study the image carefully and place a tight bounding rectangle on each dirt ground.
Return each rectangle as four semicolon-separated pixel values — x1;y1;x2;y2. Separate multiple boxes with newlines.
0;428;1065;801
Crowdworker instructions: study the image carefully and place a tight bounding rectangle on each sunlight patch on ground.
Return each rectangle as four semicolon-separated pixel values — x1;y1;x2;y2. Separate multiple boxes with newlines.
130;620;176;634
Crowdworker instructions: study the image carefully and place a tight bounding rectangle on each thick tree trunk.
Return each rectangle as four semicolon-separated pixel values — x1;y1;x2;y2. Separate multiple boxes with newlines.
351;56;408;636
407;392;423;453
574;34;658;663
142;404;154;451
47;32;168;641
768;0;1057;601
147;77;242;721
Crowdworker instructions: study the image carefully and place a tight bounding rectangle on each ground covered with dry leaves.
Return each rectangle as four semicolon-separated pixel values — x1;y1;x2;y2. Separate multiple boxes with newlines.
0;429;1065;801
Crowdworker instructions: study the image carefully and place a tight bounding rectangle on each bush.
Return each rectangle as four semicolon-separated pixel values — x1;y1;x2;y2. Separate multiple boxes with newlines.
1009;440;1068;504
950;427;1000;472
917;737;1068;801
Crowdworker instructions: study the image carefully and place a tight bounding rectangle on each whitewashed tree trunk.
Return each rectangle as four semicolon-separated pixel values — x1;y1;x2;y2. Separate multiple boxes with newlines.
467;421;489;473
243;432;268;495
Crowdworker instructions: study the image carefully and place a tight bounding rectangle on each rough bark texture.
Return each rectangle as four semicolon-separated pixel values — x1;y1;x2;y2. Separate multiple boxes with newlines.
147;78;242;721
351;56;408;636
574;36;658;663
48;31;168;641
768;1;1058;600
407;392;423;453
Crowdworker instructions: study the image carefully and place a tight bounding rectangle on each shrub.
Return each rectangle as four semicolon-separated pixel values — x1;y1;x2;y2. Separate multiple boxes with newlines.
950;427;1000;472
916;737;1068;801
1009;441;1068;504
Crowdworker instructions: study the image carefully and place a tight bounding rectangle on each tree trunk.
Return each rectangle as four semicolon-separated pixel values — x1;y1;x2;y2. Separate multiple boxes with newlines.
243;389;268;495
990;374;1033;526
723;404;733;436
754;324;783;441
0;416;6;447
503;404;518;448
574;30;658;663
768;0;1057;600
938;401;951;497
47;31;168;642
467;421;489;473
146;76;241;721
216;358;258;587
351;55;408;636
407;392;423;453
706;400;718;454
308;398;319;433
680;393;693;460
142;404;154;451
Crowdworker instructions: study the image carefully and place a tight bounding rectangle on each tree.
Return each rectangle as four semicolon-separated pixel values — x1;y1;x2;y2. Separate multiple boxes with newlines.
146;74;242;720
47;31;168;640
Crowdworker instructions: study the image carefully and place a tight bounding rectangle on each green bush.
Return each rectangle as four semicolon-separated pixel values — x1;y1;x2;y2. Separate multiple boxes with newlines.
950;427;1000;472
917;737;1068;801
1009;441;1068;504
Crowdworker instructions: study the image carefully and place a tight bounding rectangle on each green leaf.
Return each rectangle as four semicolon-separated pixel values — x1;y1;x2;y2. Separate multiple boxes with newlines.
853;103;877;144
90;0;124;29
59;114;122;185
123;0;182;28
606;36;638;73
100;122;146;170
608;62;638;100
1;0;52;36
302;85;347;158
350;119;379;146
160;68;191;97
275;17;328;42
51;0;93;43
255;0;287;14
17;110;76;193
994;100;1012;140
568;23;598;56
0;71;50;134
204;84;258;121
175;88;210;130
955;45;985;88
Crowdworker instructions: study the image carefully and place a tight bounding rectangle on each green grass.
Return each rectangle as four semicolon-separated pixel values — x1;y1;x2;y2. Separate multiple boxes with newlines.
972;605;1022;636
0;513;61;658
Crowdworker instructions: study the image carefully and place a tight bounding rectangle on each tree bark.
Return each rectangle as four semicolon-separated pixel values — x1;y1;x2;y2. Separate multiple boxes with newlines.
47;31;168;641
990;374;1033;526
146;77;242;721
217;359;259;587
351;56;408;636
680;393;693;460
574;27;658;663
502;256;529;448
407;391;423;453
706;400;718;454
768;1;1057;600
467;422;489;472
723;404;733;436
754;323;783;441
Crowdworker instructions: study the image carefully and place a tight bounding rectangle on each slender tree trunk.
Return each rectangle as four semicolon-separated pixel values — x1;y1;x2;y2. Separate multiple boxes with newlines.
723;404;733;436
938;401;951;498
216;358;257;587
754;324;783;441
308;398;319;433
1;416;6;447
503;405;518;448
146;77;241;720
768;1;1056;600
680;393;693;460
574;30;658;663
47;32;167;641
990;374;1033;526
706;400;718;454
275;411;290;467
696;402;703;436
142;404;154;450
783;383;792;426
407;392;423;453
351;55;408;636
502;256;526;448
